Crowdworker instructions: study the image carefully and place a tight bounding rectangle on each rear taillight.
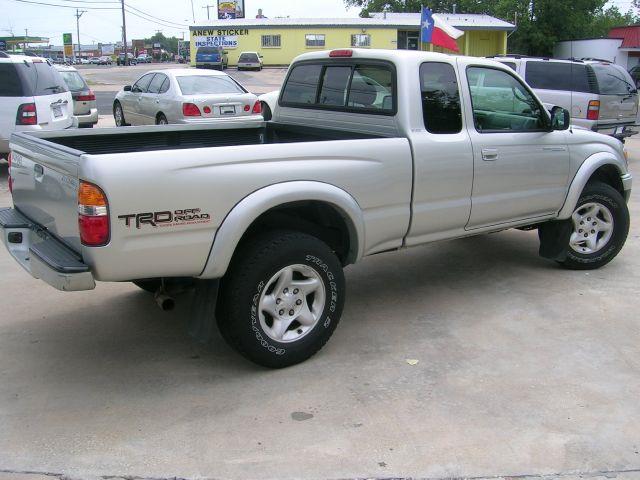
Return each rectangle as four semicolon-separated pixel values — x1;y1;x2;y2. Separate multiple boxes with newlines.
182;103;201;116
74;91;95;101
252;100;262;114
16;103;37;125
243;104;250;112
587;100;600;120
78;180;109;246
7;152;12;195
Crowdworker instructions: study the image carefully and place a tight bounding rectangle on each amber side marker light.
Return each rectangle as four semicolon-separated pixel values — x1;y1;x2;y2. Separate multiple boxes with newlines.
78;180;109;246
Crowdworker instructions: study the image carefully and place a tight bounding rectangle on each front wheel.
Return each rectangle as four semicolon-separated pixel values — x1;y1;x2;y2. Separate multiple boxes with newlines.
557;181;629;270
113;101;127;127
156;113;168;125
218;230;345;368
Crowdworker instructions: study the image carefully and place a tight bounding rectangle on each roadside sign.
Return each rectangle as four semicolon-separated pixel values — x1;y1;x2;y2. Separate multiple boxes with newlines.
63;33;72;45
0;40;6;51
64;45;73;56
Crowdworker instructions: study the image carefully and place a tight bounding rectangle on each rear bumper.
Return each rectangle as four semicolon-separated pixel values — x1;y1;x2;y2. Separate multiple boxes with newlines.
0;207;95;291
75;108;99;126
176;115;264;124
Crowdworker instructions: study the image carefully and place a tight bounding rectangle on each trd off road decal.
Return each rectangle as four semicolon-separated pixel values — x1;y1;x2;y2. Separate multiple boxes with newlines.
118;208;211;229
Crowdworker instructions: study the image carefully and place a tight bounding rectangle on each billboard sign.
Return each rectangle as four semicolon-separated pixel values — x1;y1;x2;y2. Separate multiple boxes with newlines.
193;35;238;49
217;0;244;19
101;44;115;55
63;33;72;45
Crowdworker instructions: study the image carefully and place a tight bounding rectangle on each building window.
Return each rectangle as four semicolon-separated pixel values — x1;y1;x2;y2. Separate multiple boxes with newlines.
305;34;326;48
351;34;371;48
261;35;281;48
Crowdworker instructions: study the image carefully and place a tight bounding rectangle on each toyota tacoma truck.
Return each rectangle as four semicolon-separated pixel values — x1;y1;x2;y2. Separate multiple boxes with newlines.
1;49;632;368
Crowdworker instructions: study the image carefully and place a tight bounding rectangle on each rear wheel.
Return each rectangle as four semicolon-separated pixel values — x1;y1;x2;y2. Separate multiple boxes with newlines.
218;230;345;368
113;101;127;127
558;181;629;270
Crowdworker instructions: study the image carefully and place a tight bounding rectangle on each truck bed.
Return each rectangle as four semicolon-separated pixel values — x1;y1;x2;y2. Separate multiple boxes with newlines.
23;121;389;156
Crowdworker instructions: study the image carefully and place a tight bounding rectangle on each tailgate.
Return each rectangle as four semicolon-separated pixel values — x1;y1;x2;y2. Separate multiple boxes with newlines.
9;132;82;251
598;93;638;123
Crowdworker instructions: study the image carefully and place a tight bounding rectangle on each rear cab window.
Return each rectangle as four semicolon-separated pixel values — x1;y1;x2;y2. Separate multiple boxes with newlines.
420;62;462;134
591;64;637;95
240;53;259;62
0;60;69;97
177;75;245;95
280;60;396;114
58;70;87;92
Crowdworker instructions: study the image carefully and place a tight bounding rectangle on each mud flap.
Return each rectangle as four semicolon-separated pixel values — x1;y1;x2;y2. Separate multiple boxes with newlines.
188;279;220;343
538;219;573;261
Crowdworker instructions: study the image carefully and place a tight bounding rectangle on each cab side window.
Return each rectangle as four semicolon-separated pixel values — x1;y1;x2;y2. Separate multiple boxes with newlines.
420;62;462;134
467;66;547;133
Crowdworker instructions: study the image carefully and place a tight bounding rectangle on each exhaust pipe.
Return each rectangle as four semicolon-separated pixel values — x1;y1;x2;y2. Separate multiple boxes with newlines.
154;289;175;311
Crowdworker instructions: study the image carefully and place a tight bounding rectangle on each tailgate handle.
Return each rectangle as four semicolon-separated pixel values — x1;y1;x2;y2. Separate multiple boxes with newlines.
34;164;44;177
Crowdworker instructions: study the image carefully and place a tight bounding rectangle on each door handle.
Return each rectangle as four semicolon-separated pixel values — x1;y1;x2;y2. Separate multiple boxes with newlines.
481;148;498;161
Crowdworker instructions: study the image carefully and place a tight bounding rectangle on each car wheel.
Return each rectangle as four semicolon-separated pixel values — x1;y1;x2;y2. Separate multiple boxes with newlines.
113;101;127;127
556;181;629;270
218;230;345;368
261;102;272;121
156;113;168;125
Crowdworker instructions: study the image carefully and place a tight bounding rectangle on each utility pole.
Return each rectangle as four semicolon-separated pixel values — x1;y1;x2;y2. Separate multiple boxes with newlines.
75;9;86;62
202;4;215;20
120;0;128;65
190;0;195;23
24;28;27;51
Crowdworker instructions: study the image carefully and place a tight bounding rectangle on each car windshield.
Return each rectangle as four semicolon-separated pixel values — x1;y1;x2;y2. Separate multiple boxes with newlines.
177;75;245;95
239;53;258;62
592;64;637;95
59;70;87;92
15;61;69;95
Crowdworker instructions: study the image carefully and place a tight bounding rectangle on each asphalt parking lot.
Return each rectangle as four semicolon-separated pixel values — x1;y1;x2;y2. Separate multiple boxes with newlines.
0;66;639;480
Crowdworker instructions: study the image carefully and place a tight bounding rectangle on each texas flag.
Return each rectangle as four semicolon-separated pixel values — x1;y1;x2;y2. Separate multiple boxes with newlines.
420;7;464;53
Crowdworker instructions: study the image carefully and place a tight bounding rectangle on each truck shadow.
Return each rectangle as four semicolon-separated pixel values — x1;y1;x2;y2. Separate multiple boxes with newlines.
6;229;561;390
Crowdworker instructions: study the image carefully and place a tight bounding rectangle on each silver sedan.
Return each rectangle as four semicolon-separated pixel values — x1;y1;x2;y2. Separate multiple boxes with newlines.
113;68;263;126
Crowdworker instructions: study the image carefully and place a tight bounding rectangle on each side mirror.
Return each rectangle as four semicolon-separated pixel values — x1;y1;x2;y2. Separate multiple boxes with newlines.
124;85;132;92
550;106;570;131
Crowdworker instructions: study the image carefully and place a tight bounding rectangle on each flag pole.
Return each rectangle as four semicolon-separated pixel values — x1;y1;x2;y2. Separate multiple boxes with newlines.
419;5;424;51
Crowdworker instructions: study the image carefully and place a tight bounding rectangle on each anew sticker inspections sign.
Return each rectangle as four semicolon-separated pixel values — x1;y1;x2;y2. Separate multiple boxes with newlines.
193;35;238;49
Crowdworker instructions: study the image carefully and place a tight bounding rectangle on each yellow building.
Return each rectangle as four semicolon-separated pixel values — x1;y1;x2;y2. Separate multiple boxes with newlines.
189;13;515;67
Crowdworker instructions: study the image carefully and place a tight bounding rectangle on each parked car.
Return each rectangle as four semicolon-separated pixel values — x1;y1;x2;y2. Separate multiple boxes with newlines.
0;52;73;158
55;65;98;128
88;57;101;65
195;46;227;70
79;58;90;65
113;68;262;126
237;51;263;71
116;53;137;66
491;56;638;137
136;54;152;63
2;49;632;368
98;56;112;65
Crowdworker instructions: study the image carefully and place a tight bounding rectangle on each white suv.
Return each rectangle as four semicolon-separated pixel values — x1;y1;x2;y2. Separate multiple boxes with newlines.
0;52;74;158
491;56;638;136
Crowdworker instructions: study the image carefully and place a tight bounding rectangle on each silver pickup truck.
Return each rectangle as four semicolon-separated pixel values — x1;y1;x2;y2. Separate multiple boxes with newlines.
1;49;632;368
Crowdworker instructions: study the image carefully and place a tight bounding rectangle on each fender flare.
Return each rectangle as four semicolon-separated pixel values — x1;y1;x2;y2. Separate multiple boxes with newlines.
557;152;627;220
198;181;366;279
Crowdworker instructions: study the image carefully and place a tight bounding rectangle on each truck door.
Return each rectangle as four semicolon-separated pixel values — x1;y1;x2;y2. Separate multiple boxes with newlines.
405;61;474;246
461;64;570;229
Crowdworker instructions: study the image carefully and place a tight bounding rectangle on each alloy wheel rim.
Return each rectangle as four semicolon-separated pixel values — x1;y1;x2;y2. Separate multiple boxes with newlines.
258;264;326;343
569;201;614;254
115;106;122;125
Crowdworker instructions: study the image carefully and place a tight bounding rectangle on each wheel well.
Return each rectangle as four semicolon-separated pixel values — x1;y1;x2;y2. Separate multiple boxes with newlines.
238;201;354;265
588;165;623;195
156;112;166;121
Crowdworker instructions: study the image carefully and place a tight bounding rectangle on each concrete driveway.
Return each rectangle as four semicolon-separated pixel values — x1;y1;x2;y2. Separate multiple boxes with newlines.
0;140;639;480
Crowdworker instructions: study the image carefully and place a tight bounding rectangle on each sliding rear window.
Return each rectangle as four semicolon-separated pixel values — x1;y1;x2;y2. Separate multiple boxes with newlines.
280;61;396;115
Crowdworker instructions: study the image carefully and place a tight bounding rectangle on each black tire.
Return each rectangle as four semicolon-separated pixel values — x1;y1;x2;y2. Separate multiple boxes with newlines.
557;181;629;270
133;279;161;293
156;113;168;125
113;101;127;126
261;102;272;121
218;230;346;368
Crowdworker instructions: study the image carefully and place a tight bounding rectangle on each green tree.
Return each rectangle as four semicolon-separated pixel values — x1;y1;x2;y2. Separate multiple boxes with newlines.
142;32;180;54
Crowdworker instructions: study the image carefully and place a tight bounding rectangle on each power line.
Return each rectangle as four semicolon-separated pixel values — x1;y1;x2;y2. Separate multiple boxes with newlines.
9;0;119;9
124;7;187;29
124;3;188;28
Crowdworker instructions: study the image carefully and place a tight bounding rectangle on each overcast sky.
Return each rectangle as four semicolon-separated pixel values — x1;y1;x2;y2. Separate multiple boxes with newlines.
0;0;636;46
